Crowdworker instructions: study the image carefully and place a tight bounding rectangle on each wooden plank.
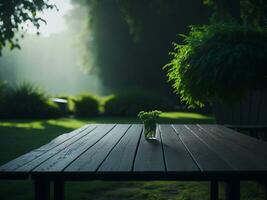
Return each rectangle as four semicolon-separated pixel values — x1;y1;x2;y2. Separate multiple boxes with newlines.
250;90;261;124
241;92;251;125
98;124;142;172
202;125;267;157
209;125;267;158
172;125;232;171
33;124;116;172
231;103;241;125
65;124;131;172
54;180;64;200
226;180;240;200
159;125;199;172
257;90;267;125
224;105;233;125
38;125;92;151
15;125;98;172
210;180;219;200
210;125;267;146
187;125;267;171
0;125;93;172
225;125;267;129
133;125;165;172
212;101;223;124
34;179;50;200
198;125;267;169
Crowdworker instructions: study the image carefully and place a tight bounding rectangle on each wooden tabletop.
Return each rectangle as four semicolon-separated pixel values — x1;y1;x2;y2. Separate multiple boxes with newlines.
1;124;267;181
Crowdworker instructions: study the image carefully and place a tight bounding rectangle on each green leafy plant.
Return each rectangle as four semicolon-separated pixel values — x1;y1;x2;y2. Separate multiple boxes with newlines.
138;110;162;139
0;0;56;55
0;82;62;118
104;89;174;116
165;22;267;108
74;93;100;117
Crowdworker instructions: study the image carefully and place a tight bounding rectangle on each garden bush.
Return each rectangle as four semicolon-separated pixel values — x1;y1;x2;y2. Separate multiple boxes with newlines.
43;100;63;118
0;81;7;112
165;22;267;108
104;90;175;116
73;93;100;117
51;95;72;116
0;82;62;118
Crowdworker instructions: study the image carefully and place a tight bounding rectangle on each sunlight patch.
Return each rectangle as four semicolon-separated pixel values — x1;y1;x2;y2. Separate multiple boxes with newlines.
0;121;45;130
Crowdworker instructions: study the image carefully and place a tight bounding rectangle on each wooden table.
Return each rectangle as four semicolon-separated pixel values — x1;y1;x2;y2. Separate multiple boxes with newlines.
1;124;267;200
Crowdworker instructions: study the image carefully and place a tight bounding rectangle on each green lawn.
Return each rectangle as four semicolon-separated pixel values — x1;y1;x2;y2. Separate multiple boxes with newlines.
0;112;265;200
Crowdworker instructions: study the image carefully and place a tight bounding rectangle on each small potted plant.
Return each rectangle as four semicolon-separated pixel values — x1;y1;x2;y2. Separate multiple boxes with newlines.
138;110;162;140
165;22;267;125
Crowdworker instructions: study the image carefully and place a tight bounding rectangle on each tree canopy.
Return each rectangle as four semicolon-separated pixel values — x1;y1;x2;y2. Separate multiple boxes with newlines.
0;0;55;55
75;0;210;94
204;0;267;26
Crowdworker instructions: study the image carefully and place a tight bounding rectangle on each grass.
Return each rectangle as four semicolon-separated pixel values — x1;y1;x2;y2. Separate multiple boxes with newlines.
0;112;265;200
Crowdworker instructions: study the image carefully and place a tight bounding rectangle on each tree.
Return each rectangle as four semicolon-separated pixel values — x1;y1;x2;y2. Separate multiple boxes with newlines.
241;0;267;26
204;0;267;26
0;0;55;55
74;0;211;94
203;0;241;20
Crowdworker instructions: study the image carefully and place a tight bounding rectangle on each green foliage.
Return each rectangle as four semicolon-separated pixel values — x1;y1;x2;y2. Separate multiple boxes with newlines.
0;81;7;113
43;100;63;118
138;110;162;123
138;111;162;138
104;90;174;116
203;0;267;26
73;93;100;117
0;81;7;97
53;95;73;115
0;82;62;118
0;0;56;55
74;0;210;94
165;22;267;108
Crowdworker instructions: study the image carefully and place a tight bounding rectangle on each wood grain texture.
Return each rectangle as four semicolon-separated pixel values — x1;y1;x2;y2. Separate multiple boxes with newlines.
65;124;131;172
257;90;267;125
0;125;93;172
38;125;92;151
16;125;97;172
187;125;267;171
172;125;232;171
133;125;165;172
1;124;267;181
199;125;267;164
33;124;116;172
159;125;199;172
98;124;142;172
204;125;267;154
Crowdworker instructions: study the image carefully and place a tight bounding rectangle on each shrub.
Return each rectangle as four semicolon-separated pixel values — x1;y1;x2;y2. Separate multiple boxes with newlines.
0;82;62;118
0;81;7;113
73;93;99;117
56;95;77;115
43;100;63;118
51;95;71;116
104;90;174;116
165;22;267;108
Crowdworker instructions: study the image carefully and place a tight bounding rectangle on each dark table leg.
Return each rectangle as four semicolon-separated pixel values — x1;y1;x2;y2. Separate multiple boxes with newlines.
264;182;267;200
35;179;50;200
226;180;240;200
54;180;65;200
210;180;219;200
